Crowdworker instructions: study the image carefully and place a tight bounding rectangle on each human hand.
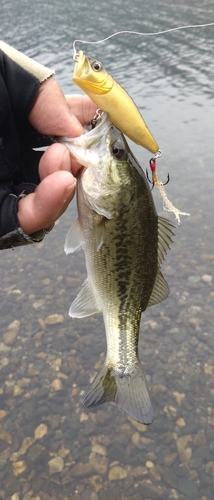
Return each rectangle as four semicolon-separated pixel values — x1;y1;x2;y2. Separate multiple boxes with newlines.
17;77;97;235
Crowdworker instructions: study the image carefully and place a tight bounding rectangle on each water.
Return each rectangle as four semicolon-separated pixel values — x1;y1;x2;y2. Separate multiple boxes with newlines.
0;1;214;499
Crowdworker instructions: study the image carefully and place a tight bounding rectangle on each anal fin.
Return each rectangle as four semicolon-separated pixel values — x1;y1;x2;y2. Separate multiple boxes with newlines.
147;269;169;308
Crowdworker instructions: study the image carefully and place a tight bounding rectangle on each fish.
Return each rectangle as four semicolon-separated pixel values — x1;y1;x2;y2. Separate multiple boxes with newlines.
72;50;159;154
61;112;174;424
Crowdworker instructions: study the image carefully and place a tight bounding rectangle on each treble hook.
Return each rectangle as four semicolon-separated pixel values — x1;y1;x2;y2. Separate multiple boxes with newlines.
146;168;155;190
146;156;170;191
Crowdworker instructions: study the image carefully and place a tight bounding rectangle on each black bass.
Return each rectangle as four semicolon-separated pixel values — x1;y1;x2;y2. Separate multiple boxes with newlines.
72;50;159;154
61;113;174;424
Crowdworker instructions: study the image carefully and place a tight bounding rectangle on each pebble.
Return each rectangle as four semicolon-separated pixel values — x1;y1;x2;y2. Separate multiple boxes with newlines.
0;342;11;352
51;358;62;370
146;460;154;469
11;494;19;500
178;477;198;499
204;363;213;375
138;481;163;499
163;453;177;466
130;466;148;478
149;466;162;482
176;417;186;427
173;391;185;405
34;424;48;440
48;456;64;474
0;430;12;444
10;437;35;461
71;463;94;478
91;443;107;456
7;320;20;331
89;454;108;475
163;405;177;418
50;379;63;391
3;330;18;345
12;461;27;476
26;444;46;464
201;274;212;282
44;314;64;324
108;466;128;481
187;275;201;283
176;434;192;462
0;410;7;420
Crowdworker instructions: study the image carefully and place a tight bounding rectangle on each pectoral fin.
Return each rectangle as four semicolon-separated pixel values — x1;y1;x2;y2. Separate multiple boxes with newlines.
95;219;106;251
64;219;83;254
69;278;101;318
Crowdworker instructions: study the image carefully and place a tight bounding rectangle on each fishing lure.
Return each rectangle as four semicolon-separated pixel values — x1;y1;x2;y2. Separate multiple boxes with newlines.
146;153;190;224
72;50;159;154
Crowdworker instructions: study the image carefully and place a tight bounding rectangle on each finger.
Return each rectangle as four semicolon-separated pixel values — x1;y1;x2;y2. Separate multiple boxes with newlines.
65;94;97;126
17;171;76;235
39;143;81;179
28;78;84;137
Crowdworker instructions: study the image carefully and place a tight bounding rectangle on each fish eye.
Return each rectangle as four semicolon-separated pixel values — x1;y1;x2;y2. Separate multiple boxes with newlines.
92;61;102;72
111;141;127;160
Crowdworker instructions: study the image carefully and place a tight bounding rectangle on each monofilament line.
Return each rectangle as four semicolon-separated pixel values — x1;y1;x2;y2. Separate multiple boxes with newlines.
73;22;214;58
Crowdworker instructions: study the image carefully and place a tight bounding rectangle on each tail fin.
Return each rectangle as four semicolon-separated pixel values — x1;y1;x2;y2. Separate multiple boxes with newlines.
82;361;153;425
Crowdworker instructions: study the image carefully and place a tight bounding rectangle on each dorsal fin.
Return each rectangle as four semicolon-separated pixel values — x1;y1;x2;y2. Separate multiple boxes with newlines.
147;217;175;308
158;216;175;266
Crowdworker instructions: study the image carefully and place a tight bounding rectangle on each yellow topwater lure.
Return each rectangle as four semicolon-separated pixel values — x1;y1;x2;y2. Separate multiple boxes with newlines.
72;50;159;154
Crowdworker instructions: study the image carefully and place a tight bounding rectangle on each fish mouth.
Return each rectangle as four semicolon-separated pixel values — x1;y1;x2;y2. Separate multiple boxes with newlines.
82;112;112;150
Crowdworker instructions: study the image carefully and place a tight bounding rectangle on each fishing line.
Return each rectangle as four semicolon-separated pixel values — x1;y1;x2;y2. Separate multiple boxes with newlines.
73;22;214;59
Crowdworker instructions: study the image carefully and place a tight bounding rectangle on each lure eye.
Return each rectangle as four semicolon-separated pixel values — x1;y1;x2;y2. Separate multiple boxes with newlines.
92;61;102;71
111;141;127;160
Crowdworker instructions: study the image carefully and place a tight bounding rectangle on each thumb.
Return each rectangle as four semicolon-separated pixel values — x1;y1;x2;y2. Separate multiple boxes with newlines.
18;171;76;234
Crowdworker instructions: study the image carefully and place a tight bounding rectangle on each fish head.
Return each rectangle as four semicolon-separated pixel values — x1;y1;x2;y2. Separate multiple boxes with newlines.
70;113;131;183
72;50;113;95
79;113;135;218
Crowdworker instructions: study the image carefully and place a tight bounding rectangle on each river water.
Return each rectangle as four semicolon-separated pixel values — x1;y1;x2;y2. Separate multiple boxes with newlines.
0;1;214;499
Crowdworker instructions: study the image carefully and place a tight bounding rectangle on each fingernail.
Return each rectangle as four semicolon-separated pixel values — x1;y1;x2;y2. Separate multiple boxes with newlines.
63;178;76;203
70;115;84;136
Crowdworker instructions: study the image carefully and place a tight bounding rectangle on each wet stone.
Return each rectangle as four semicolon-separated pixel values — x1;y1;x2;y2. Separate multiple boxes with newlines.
189;445;212;467
101;486;121;500
161;466;178;489
129;494;142;500
48;456;64;474
178;477;198;499
108;443;127;463
138;481;163;499
71;462;94;478
12;460;27;476
108;465;127;481
3;329;18;345
26;444;47;464
34;424;48;440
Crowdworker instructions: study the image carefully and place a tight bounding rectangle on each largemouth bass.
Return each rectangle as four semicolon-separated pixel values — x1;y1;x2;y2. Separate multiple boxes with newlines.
61;112;174;424
72;50;159;154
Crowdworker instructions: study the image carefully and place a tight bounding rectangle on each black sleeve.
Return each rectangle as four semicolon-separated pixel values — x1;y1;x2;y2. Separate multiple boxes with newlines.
0;43;54;249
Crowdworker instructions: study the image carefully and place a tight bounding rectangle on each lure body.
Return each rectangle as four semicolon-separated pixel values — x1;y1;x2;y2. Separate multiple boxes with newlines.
72;50;159;154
